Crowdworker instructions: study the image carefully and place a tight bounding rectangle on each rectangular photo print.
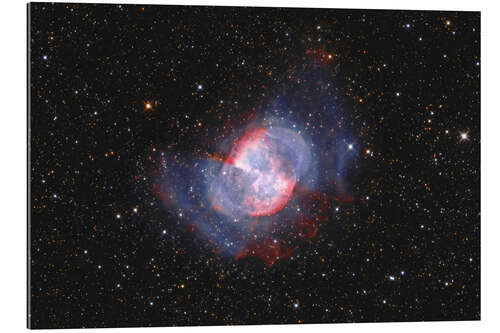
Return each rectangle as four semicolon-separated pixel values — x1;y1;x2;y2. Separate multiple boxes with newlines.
28;2;480;329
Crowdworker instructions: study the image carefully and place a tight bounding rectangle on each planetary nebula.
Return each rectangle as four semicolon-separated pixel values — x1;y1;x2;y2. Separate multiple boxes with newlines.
152;99;356;266
210;127;310;218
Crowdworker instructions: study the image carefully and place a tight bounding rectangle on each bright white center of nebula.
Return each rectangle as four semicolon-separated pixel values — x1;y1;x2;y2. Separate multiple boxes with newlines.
209;126;310;218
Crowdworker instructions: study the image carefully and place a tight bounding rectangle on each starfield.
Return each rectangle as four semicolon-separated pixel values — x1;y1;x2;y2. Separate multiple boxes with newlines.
28;3;480;329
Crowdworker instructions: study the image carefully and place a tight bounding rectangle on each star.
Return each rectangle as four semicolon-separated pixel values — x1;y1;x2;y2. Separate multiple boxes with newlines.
459;131;469;141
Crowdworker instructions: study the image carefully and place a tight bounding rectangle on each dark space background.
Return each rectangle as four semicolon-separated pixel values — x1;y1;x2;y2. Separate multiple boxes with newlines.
29;2;480;329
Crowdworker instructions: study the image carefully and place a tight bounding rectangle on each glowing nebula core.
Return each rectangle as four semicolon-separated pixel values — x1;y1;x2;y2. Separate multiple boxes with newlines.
152;96;356;266
210;127;310;218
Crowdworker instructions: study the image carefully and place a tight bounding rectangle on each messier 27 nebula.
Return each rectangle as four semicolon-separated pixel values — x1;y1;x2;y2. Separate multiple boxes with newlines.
153;62;358;266
29;3;480;329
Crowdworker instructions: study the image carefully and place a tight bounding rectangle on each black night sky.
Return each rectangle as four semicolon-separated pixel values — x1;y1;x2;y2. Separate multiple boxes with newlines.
29;3;480;329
